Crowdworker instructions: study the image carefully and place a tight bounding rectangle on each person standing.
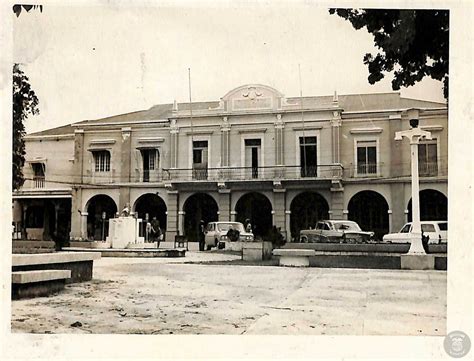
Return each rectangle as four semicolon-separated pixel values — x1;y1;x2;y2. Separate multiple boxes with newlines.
151;217;162;248
245;219;253;233
199;220;205;251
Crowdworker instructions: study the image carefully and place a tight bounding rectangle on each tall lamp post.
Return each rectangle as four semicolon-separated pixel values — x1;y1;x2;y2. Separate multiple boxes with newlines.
395;115;432;255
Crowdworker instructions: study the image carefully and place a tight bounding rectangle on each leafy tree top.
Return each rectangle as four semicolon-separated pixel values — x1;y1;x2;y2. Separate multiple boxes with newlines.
329;9;449;99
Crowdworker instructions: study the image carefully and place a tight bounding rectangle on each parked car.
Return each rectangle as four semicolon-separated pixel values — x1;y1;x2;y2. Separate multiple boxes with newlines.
204;222;254;250
299;220;374;243
382;221;448;244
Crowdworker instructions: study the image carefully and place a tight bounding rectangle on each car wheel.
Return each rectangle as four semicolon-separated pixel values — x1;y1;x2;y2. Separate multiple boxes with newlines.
300;236;308;243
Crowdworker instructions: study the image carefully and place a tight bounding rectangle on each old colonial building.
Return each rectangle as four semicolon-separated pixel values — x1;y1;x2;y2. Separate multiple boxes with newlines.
13;84;448;243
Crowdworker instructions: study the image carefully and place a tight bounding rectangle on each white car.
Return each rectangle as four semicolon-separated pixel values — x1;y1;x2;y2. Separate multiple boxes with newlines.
382;221;448;244
204;222;254;250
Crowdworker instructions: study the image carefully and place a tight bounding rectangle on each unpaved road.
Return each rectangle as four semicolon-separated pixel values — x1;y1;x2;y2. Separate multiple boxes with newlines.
11;252;446;335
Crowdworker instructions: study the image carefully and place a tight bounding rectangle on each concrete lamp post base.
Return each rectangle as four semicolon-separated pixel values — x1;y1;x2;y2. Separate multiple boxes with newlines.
401;254;435;270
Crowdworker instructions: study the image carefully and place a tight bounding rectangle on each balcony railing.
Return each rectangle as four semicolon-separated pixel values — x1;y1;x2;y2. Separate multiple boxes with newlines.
33;176;45;188
162;164;344;182
419;162;439;177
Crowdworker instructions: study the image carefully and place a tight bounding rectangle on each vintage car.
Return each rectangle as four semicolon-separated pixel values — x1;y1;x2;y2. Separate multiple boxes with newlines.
299;220;374;243
382;221;447;244
204;221;254;250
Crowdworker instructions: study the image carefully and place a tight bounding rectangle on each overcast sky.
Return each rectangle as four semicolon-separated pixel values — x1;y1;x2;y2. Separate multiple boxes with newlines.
13;3;446;134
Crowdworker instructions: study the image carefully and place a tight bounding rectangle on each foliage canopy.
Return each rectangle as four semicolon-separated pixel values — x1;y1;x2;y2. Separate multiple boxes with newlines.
329;9;449;99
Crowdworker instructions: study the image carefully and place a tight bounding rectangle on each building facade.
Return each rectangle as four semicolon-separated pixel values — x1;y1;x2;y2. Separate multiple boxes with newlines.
13;84;448;243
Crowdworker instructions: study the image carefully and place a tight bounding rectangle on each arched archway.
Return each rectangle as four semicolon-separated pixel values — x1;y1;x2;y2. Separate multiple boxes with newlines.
348;191;389;241
235;192;272;238
134;194;167;230
407;189;447;222
183;193;218;242
86;195;117;241
290;192;329;241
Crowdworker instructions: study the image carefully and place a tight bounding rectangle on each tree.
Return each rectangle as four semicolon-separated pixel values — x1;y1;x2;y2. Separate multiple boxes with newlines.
329;9;449;99
13;64;40;190
12;4;43;17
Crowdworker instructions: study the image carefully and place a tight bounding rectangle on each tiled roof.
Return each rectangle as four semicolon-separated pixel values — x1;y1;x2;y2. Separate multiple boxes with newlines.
27;92;446;137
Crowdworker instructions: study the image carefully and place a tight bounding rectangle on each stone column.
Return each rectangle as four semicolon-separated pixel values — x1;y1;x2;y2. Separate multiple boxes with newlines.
73;129;85;184
330;186;344;220
331;94;342;164
80;212;88;240
121;127;132;182
388;209;393;233
218;188;231;222
272;187;286;235
70;187;83;240
285;210;291;241
274;114;285;165
343;209;349;221
221;117;230;167
178;211;185;236
170;119;179;169
230;211;237;222
165;190;179;240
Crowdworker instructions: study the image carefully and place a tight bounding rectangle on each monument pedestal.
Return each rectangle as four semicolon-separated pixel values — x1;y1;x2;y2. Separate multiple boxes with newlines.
107;217;137;249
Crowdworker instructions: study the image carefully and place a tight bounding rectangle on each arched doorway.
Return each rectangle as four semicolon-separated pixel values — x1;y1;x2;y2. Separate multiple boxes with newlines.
290;192;329;241
86;195;117;241
183;193;218;242
407;189;447;222
348;191;389;241
134;193;167;232
235;192;272;238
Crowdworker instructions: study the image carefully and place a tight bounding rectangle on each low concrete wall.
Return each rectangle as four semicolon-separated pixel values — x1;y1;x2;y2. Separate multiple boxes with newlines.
242;242;273;261
283;243;447;254
12;279;67;299
12;252;101;283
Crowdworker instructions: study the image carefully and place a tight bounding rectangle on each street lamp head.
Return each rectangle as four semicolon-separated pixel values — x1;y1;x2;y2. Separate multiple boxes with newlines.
409;118;419;128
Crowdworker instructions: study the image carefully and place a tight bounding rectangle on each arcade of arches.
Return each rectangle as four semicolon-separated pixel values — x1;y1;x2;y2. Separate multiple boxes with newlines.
74;188;447;242
407;189;448;222
183;193;218;242
134;193;167;236
235;192;273;238
86;195;117;240
348;191;389;241
290;192;329;241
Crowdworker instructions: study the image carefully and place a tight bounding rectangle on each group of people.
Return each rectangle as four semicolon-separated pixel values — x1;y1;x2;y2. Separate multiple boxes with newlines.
145;216;163;246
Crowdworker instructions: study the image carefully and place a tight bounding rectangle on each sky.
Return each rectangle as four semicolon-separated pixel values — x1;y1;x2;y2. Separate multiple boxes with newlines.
13;3;446;134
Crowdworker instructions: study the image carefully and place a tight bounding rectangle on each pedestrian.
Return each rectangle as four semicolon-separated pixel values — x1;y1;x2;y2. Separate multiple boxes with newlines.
151;217;162;248
245;218;252;233
199;220;205;251
145;220;152;243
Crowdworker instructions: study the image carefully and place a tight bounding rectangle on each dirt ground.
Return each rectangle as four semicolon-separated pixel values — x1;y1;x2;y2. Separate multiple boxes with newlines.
11;251;447;335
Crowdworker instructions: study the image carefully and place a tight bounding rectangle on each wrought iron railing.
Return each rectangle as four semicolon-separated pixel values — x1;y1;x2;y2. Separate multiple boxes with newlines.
162;164;344;182
33;176;45;188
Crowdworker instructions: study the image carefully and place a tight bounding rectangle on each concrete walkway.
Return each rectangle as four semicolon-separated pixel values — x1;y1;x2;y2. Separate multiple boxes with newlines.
11;251;446;335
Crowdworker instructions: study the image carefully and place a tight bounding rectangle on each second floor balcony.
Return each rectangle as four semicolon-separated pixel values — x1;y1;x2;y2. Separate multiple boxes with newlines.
162;164;344;182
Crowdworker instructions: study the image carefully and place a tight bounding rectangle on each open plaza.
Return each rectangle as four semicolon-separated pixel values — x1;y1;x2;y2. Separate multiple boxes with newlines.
11;251;446;336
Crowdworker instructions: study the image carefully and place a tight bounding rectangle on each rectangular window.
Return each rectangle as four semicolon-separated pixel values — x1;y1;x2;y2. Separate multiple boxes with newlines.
299;136;317;177
192;140;208;180
31;163;45;188
141;149;158;182
418;139;437;176
93;151;110;172
356;140;377;175
245;139;261;179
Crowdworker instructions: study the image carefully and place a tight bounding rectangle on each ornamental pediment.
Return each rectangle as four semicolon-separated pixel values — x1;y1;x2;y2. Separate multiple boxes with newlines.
220;84;284;112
